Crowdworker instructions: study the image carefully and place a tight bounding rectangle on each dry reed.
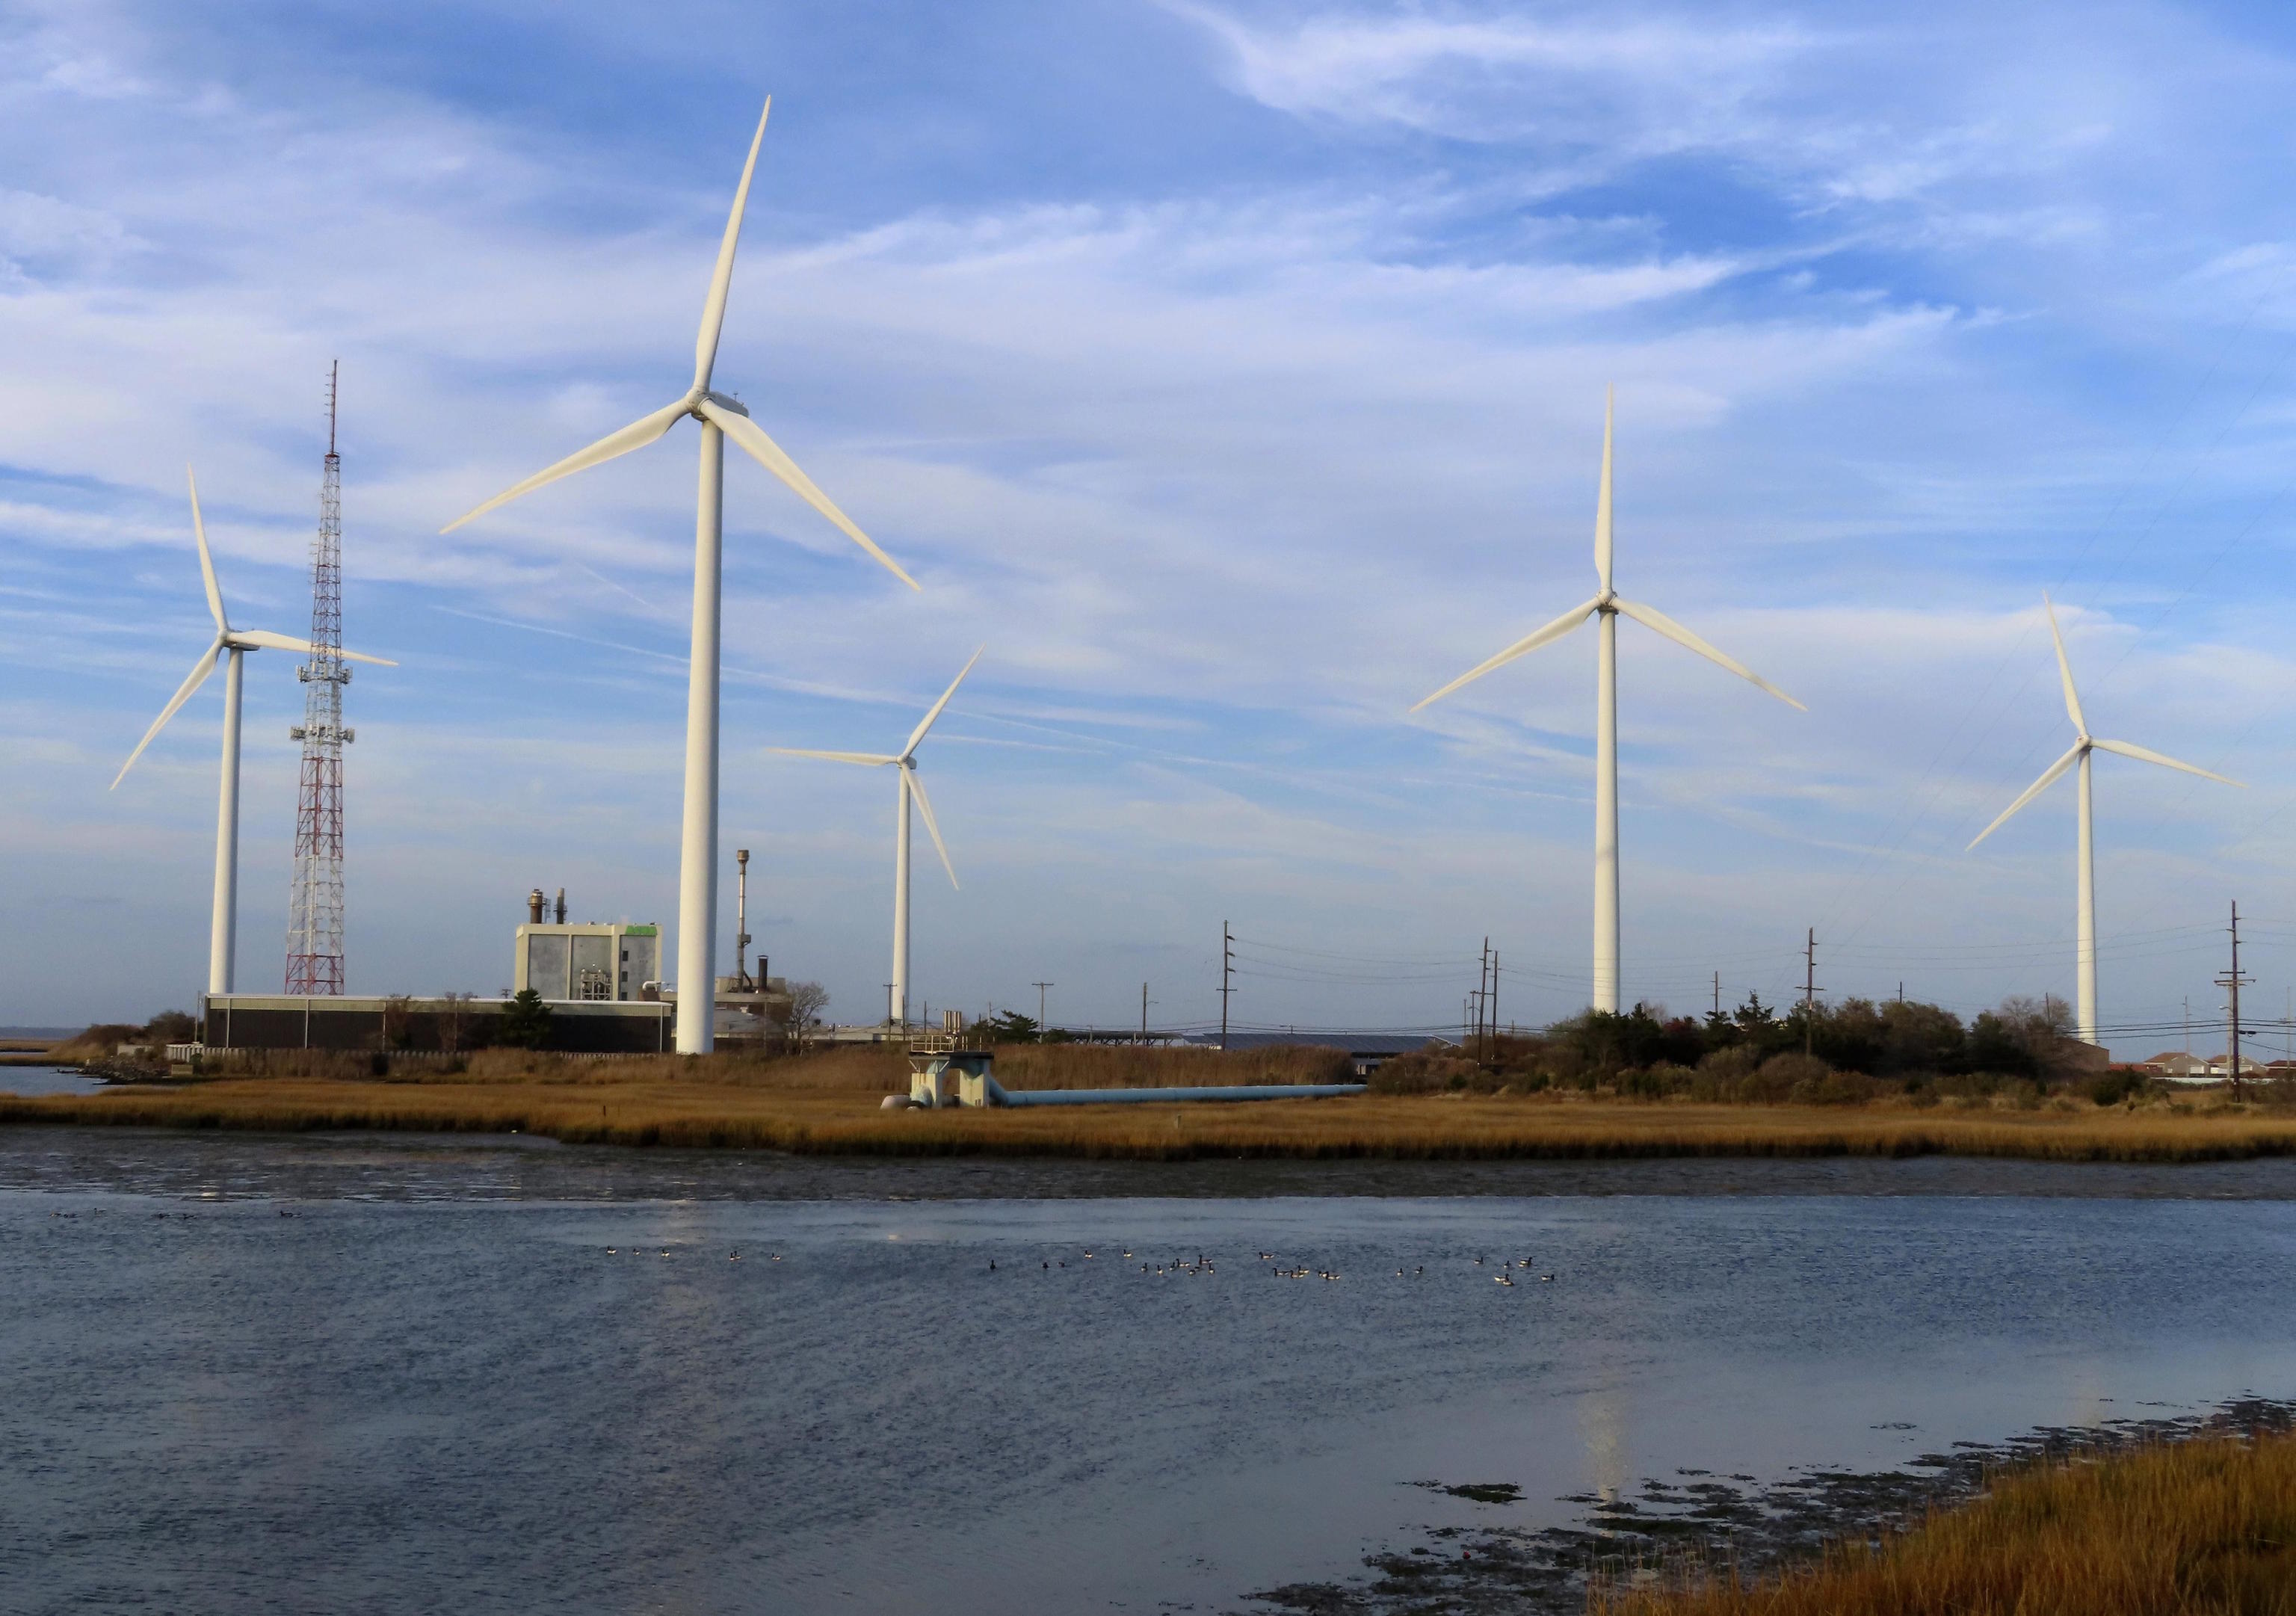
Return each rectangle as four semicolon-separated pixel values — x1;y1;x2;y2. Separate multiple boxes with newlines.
1592;1427;2296;1616
5;1073;2296;1160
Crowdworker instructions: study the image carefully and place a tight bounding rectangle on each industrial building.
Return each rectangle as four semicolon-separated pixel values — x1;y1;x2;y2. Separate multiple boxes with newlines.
195;884;789;1055
513;888;662;1002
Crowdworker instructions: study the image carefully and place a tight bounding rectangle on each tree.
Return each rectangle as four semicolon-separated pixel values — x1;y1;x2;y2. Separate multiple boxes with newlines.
499;988;552;1050
380;995;416;1050
981;1010;1040;1044
438;992;472;1054
767;981;830;1051
143;1009;197;1046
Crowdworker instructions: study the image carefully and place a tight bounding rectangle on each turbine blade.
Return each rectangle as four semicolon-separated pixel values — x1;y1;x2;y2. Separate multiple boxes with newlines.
188;466;226;633
112;639;221;789
228;630;309;653
1611;596;1806;710
1967;743;2084;850
698;397;919;590
903;645;984;756
905;768;958;890
694;96;771;393
1410;596;1601;712
767;747;899;765
439;398;689;534
2091;737;2245;788
228;629;399;667
1594;384;1614;594
2043;592;2086;735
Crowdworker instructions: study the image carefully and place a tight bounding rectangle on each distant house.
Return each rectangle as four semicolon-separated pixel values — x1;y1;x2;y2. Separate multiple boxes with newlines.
2141;1051;2213;1082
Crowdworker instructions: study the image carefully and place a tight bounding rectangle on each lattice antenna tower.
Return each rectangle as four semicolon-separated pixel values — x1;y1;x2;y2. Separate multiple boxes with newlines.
286;361;351;994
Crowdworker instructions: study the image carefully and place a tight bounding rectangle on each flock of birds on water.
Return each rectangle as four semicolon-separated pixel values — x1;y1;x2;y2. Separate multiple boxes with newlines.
578;1236;1559;1286
54;1213;1566;1286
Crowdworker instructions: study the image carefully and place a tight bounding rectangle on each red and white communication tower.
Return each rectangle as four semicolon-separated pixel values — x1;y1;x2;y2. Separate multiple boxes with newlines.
286;362;351;994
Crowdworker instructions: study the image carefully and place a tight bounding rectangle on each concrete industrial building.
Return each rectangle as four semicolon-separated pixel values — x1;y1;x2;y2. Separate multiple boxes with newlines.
194;885;789;1055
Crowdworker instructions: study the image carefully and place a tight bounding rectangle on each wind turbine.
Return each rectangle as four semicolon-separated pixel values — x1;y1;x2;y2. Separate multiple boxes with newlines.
441;97;918;1053
770;647;981;1027
112;468;395;996
1411;389;1803;1014
1966;594;2241;1045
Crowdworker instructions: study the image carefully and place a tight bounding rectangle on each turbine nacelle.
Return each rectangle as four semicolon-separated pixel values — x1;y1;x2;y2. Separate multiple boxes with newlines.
113;467;398;790
767;646;984;892
1966;594;2241;852
1411;389;1803;717
436;98;917;591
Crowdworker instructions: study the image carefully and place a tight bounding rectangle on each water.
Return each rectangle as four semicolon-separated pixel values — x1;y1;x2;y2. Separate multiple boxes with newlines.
3;1129;2292;1615
0;1066;106;1097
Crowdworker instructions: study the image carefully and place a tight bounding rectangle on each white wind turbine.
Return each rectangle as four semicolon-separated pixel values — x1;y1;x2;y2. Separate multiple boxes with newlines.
112;468;395;996
770;647;981;1027
1412;389;1803;1014
441;96;917;1053
1966;593;2241;1046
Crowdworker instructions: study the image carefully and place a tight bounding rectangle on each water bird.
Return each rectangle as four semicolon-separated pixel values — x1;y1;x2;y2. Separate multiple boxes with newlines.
729;1252;741;1261
1539;1274;1555;1283
988;1260;996;1271
1496;1274;1514;1286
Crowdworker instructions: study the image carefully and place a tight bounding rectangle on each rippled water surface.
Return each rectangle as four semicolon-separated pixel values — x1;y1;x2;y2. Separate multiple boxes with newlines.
3;1129;2292;1616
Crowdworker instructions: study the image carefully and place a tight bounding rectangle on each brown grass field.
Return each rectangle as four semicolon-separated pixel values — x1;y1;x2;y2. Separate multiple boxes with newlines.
4;1044;2296;1159
1591;1427;2296;1616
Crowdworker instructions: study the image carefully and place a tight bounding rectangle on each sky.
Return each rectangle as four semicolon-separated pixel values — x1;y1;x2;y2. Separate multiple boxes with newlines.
7;0;2296;1048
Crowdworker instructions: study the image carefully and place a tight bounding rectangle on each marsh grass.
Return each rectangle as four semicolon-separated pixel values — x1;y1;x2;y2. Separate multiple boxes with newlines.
1591;1428;2296;1616
5;1068;2296;1160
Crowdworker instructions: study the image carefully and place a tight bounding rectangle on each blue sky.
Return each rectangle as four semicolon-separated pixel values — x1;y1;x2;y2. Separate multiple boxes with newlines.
7;0;2296;1046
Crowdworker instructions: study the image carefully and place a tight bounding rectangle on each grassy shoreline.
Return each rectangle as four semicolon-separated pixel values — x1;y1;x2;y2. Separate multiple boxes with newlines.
6;1070;2296;1161
1590;1425;2296;1615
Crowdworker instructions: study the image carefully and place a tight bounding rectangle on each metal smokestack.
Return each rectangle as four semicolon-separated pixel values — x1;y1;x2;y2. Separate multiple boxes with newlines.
735;849;752;990
554;888;567;925
528;888;545;925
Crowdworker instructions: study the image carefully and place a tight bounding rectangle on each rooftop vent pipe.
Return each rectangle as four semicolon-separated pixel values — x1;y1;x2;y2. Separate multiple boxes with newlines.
554;888;567;925
528;889;545;925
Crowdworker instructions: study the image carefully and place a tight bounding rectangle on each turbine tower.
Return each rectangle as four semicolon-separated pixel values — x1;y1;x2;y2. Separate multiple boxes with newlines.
770;647;979;1027
1967;594;2242;1044
287;364;355;995
1413;388;1803;1014
111;465;393;996
442;97;916;1054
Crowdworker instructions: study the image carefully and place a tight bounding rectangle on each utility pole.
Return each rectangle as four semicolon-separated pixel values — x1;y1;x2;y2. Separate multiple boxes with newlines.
1220;922;1234;1052
2184;995;2191;1056
1803;927;1819;1058
1033;981;1055;1037
1140;982;1151;1045
1714;971;1721;1020
2215;901;2251;1096
883;984;895;1026
1492;951;1504;1049
1478;937;1490;1059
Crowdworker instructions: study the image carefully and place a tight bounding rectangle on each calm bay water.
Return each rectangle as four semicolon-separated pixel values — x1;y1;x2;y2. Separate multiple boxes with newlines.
2;1129;2292;1615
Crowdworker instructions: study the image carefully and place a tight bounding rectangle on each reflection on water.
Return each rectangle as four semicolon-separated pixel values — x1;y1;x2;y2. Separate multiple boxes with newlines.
0;1129;2291;1615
